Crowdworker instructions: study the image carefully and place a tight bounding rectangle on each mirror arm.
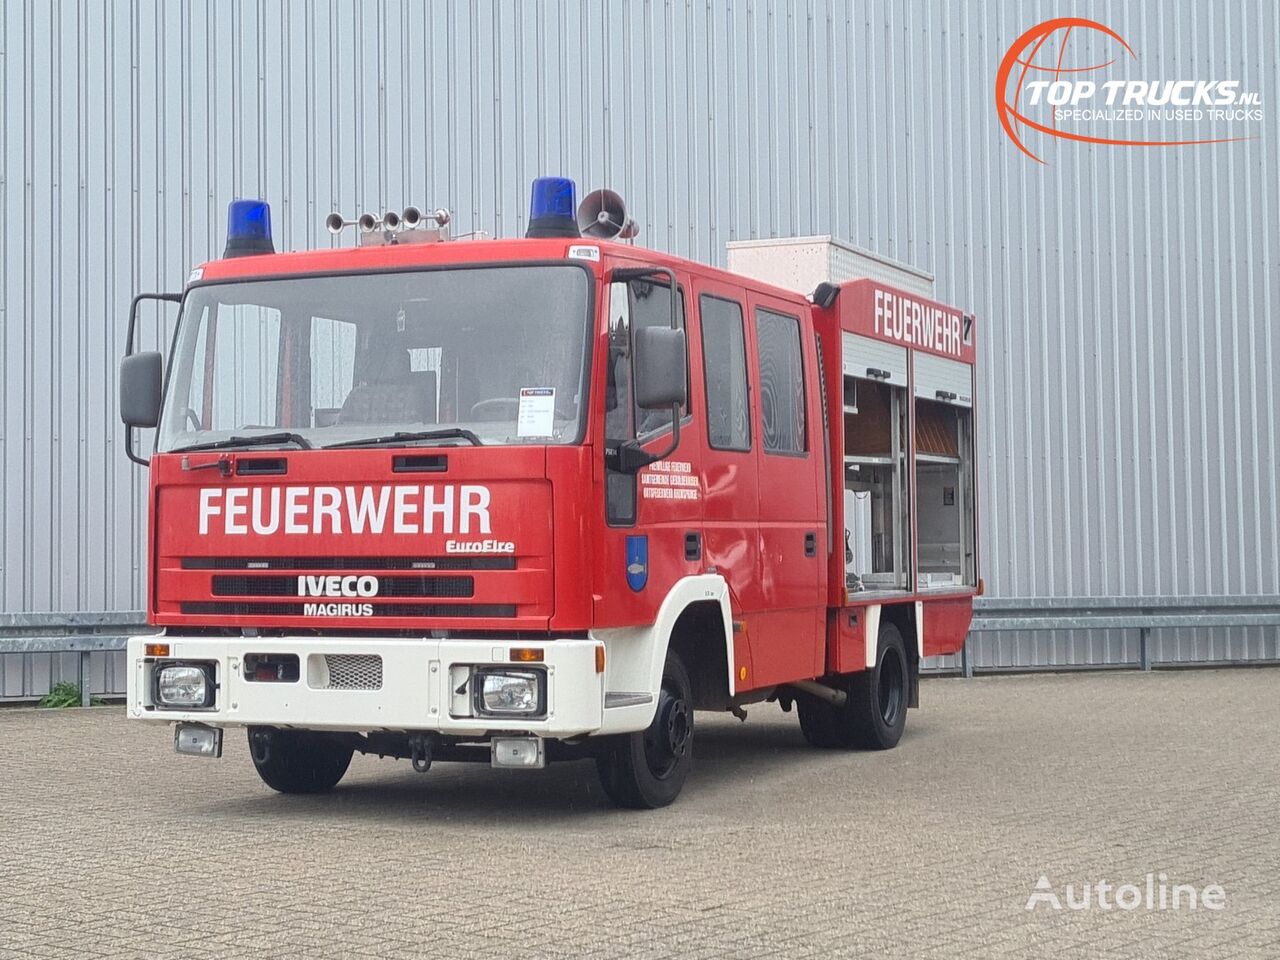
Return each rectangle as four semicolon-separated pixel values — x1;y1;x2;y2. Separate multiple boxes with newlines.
124;292;182;467
609;266;678;332
125;292;182;356
125;434;150;468
618;403;681;473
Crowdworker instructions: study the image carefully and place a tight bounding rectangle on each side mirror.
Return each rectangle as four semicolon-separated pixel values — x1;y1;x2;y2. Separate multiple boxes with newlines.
120;351;164;428
633;326;687;409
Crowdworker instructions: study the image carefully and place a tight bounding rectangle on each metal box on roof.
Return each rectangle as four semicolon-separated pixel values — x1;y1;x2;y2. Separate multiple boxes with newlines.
726;236;934;299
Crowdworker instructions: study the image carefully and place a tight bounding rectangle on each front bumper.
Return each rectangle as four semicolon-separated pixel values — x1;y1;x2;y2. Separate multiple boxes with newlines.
126;635;606;739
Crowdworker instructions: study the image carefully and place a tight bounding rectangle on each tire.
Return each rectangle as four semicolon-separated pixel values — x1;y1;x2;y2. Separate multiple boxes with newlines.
797;621;910;750
797;691;844;747
248;727;354;794
596;649;694;809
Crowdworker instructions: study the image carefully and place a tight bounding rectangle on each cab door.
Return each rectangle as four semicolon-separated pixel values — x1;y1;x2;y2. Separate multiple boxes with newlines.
691;277;761;685
592;268;701;629
746;293;826;683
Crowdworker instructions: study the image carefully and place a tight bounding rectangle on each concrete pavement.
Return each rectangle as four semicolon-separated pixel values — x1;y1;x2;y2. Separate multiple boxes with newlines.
1;668;1277;958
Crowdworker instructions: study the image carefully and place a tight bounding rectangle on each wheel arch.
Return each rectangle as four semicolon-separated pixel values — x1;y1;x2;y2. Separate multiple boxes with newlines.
592;574;735;734
878;602;921;708
669;600;733;711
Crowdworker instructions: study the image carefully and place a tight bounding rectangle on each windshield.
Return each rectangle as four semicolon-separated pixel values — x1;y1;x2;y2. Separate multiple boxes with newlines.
156;264;591;451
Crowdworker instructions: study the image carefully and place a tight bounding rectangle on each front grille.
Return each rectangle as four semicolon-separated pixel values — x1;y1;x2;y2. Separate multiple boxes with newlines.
183;556;516;571
181;601;516;618
211;574;474;598
320;654;382;690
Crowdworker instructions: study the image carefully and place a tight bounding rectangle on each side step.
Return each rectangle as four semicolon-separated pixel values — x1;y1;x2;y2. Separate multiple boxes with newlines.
604;691;654;709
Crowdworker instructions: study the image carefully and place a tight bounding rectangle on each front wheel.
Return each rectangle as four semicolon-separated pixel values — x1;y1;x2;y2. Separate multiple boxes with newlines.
248;727;353;794
596;650;694;809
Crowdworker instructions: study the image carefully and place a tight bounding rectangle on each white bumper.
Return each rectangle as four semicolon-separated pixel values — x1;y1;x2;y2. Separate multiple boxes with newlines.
126;635;611;739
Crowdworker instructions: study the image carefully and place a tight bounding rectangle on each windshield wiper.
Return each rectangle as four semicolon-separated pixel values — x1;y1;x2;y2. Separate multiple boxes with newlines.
170;432;314;454
323;428;484;450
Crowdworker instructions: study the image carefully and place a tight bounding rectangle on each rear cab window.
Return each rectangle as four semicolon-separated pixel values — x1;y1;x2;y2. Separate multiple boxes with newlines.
754;306;807;455
699;294;751;451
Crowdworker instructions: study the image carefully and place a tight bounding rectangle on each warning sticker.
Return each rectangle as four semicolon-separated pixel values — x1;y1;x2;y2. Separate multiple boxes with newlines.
517;387;556;438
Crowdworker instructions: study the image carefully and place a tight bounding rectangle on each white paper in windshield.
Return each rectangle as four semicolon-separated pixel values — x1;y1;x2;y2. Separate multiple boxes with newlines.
517;387;556;437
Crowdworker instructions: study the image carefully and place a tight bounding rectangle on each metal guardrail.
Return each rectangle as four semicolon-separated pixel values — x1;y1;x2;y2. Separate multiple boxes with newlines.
2;596;1278;703
961;595;1280;677
0;611;154;706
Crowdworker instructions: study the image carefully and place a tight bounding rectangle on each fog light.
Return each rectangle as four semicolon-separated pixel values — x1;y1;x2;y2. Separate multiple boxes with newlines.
174;723;223;758
473;668;544;717
154;663;214;709
491;737;545;769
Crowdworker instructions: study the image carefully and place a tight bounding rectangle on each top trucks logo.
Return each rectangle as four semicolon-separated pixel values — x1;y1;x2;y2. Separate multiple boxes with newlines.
996;18;1261;164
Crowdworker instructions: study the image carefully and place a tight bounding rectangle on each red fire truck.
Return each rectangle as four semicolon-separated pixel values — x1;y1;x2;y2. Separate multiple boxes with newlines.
119;178;978;808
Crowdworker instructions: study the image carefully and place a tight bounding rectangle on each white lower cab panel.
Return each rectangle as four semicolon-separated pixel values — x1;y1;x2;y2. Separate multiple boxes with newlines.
127;635;606;739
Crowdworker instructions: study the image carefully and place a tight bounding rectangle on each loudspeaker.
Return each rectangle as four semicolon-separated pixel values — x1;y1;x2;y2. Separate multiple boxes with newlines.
577;188;639;240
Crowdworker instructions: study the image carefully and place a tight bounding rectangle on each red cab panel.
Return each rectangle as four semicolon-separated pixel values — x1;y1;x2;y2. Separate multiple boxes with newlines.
150;447;555;632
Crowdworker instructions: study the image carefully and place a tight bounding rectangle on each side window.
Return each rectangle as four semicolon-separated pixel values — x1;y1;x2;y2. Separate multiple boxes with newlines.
604;282;636;525
606;280;689;443
605;282;634;444
700;295;751;451
631;282;688;438
756;307;807;454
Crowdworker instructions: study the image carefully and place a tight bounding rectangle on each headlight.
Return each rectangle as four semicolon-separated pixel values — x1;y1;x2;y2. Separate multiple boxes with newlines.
154;663;215;709
473;668;544;718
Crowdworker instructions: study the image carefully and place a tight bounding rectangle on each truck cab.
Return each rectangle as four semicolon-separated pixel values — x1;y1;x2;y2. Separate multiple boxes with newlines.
119;180;976;808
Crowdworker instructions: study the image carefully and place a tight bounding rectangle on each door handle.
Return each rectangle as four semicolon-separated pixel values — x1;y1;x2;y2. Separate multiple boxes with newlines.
804;531;817;557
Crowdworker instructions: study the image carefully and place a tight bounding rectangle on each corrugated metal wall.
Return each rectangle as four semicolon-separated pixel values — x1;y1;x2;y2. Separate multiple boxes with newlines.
2;0;1277;692
0;649;129;702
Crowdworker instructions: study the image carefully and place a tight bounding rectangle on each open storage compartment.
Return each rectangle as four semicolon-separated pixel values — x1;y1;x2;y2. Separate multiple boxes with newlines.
913;353;976;588
841;332;910;593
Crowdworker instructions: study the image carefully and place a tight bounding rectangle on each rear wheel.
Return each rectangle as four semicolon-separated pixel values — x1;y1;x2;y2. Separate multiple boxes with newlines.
797;622;909;750
596;650;693;809
248;727;354;794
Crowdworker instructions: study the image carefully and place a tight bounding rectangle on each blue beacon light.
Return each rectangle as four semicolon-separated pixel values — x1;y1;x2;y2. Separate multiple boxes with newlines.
223;198;276;257
525;177;581;239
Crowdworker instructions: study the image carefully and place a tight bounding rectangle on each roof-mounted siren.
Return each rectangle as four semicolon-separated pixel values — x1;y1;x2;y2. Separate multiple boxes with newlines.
525;177;580;238
391;206;451;244
401;206;451;231
577;188;639;241
324;207;452;245
223;199;275;258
